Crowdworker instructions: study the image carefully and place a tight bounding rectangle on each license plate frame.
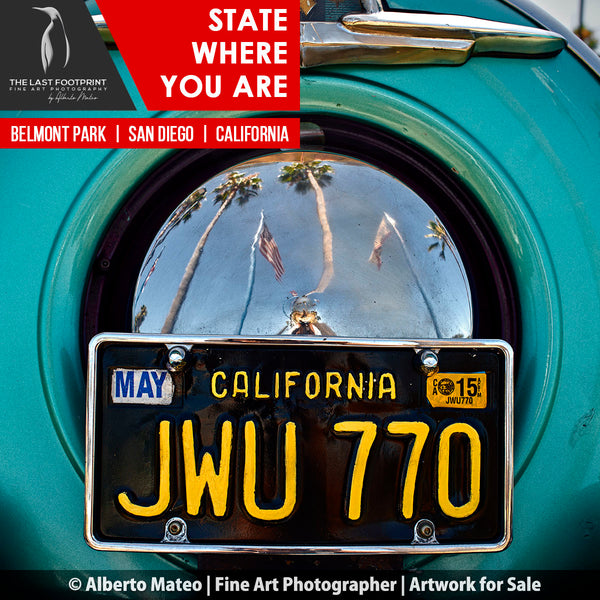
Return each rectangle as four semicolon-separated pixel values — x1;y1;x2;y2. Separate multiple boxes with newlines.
85;334;513;554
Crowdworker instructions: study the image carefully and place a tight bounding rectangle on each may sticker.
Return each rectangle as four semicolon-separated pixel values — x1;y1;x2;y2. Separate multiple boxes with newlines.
426;373;487;409
111;369;174;405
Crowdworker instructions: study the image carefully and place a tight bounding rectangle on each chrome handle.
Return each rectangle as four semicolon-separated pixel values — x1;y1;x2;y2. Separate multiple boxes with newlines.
301;9;566;68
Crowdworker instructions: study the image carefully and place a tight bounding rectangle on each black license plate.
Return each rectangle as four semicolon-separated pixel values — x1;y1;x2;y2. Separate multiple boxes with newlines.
85;334;513;553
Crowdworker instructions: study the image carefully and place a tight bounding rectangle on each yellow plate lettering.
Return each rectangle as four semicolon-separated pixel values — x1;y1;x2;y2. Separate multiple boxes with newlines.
243;419;297;521
385;421;431;520
438;422;482;518
182;418;233;517
117;419;171;517
333;420;378;521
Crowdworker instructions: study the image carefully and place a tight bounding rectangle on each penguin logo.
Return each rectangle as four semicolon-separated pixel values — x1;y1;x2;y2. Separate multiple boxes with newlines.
32;7;70;73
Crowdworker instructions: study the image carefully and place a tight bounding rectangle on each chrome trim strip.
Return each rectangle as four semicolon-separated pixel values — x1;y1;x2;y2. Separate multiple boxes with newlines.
342;11;565;52
85;333;513;555
301;21;474;67
301;11;564;67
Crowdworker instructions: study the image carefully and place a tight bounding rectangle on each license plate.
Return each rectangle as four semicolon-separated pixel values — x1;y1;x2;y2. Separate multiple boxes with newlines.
85;334;513;554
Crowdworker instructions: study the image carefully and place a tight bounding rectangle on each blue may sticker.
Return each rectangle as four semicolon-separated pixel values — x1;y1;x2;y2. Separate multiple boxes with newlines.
111;369;174;405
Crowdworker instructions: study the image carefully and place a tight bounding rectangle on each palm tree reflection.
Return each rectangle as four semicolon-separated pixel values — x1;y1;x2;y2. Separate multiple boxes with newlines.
426;217;454;261
278;160;337;335
278;160;334;295
161;172;262;333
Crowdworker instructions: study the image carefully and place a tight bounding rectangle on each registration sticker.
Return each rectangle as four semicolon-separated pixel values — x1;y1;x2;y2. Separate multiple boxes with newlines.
111;368;174;405
426;373;487;409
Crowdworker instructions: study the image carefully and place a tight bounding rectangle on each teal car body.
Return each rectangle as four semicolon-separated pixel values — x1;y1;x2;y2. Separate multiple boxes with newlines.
1;0;599;580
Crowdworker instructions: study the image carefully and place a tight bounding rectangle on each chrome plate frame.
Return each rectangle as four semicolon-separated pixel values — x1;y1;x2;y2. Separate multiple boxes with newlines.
85;333;513;554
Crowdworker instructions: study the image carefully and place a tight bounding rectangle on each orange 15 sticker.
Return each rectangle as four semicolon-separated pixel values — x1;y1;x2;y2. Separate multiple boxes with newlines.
426;373;487;409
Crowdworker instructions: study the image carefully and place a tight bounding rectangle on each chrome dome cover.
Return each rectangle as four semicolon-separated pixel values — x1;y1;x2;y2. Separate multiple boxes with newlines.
132;152;473;339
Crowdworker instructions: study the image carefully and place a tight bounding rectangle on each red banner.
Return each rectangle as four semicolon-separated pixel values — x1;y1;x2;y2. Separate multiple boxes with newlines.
96;0;300;111
1;118;300;148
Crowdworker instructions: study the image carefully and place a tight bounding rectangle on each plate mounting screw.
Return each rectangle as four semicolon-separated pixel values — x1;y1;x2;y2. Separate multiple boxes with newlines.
412;519;439;545
418;349;439;375
161;517;190;544
167;346;187;371
168;520;182;536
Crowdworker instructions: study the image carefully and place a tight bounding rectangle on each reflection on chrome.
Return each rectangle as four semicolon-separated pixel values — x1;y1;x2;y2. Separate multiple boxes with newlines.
132;152;473;339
